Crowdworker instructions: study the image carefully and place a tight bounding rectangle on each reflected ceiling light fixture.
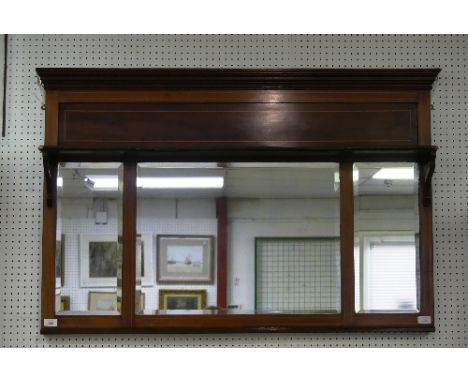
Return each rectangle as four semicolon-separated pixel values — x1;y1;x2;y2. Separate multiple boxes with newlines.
57;177;63;188
84;175;114;190
70;169;99;190
372;167;414;180
137;176;224;189
84;175;225;190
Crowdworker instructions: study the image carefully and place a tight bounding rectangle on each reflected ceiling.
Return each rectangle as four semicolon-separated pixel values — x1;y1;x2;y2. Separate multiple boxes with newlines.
57;162;418;199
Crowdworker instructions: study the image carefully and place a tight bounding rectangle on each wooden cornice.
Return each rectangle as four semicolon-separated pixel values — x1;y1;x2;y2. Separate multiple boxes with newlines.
36;68;441;91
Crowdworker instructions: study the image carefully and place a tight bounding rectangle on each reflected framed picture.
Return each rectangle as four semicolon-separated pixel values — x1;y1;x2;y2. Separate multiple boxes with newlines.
80;234;119;287
157;235;214;284
57;295;70;311
55;292;70;312
136;234;154;287
135;290;145;313
88;291;119;312
60;296;70;311
159;289;207;310
55;234;65;288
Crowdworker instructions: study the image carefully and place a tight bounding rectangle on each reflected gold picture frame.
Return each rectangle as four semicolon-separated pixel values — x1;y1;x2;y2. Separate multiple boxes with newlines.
159;289;207;310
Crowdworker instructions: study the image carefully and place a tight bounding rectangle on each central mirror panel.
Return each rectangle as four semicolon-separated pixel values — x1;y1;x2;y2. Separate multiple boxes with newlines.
136;162;341;315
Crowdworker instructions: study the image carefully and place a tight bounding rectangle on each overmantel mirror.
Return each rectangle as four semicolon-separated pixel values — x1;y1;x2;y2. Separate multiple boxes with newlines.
37;68;439;333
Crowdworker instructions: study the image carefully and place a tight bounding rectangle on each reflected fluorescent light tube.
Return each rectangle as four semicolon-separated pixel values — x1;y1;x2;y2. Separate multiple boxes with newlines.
137;176;224;189
85;176;119;190
353;169;359;182
84;176;224;190
372;167;414;180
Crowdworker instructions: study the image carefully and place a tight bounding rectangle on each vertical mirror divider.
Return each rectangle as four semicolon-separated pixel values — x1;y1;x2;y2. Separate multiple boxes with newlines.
216;197;228;309
122;160;137;327
340;161;355;326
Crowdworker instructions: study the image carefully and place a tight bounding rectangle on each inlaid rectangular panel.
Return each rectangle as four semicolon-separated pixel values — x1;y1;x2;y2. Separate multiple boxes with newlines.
58;102;417;148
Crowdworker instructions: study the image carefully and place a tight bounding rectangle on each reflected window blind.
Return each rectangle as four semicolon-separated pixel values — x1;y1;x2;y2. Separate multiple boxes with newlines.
364;242;417;311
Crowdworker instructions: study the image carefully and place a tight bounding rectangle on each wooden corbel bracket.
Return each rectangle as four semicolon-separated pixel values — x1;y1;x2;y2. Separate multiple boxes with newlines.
421;151;436;207
39;145;57;208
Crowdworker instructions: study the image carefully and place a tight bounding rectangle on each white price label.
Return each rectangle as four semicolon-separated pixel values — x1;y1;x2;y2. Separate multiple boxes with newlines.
43;318;58;327
417;316;432;325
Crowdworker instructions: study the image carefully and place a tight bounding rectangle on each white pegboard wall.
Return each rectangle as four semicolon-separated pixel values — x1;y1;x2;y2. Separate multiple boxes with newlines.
0;34;467;347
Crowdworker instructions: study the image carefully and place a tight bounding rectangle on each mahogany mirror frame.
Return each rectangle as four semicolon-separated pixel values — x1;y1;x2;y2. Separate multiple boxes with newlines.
37;68;440;334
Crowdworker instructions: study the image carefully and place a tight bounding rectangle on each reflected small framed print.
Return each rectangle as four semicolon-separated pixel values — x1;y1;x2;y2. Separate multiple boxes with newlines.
135;290;145;313
157;235;214;284
88;291;119;312
159;289;207;310
80;234;120;287
55;293;70;313
136;234;154;287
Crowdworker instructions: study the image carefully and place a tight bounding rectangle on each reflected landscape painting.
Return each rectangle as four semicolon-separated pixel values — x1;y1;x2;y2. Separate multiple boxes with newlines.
166;244;203;273
80;234;120;287
89;241;118;278
157;235;213;284
159;289;207;310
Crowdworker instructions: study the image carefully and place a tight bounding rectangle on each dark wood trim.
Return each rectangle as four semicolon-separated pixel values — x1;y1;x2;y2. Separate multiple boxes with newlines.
44;90;58;145
418;163;435;322
417;91;432;145
55;90;421;104
39;145;438;163
40;162;57;331
216;198;228;309
340;163;355;325
36;68;441;91
41;325;435;334
127;313;433;334
122;162;137;326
